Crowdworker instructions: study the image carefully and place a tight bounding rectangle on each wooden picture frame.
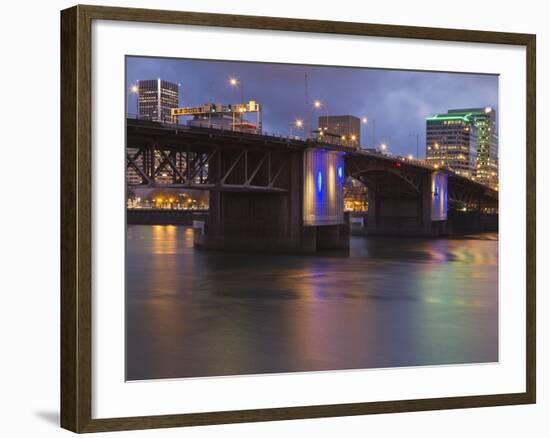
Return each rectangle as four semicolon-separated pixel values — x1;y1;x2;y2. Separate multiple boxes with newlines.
61;4;536;433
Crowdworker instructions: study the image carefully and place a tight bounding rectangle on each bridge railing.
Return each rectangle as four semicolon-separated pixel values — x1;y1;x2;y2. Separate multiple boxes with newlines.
126;113;307;141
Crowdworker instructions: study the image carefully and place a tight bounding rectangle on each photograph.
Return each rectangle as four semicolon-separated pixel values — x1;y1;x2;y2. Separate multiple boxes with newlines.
125;56;499;381
0;0;542;435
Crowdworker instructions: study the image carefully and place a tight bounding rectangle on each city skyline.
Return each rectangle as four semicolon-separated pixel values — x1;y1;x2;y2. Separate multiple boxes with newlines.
126;56;498;158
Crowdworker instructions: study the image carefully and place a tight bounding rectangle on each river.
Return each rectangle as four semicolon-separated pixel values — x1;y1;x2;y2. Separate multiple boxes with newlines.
126;225;498;380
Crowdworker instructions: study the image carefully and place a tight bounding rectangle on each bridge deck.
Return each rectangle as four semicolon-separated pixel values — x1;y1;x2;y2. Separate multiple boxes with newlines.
126;119;498;202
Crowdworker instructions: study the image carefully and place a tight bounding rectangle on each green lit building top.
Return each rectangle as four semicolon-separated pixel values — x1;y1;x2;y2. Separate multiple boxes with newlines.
426;111;478;179
426;107;498;188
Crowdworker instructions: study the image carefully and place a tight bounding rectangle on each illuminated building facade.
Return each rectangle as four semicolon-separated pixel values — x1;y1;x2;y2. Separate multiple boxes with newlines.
174;101;262;133
448;108;498;188
426;108;498;187
187;112;259;133
137;79;179;123
317;115;360;147
343;178;368;212
425;111;478;178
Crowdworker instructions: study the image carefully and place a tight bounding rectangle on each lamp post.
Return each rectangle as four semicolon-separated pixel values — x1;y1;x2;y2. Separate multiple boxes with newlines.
313;99;328;140
229;77;244;102
408;133;420;159
290;118;304;138
129;83;139;118
361;117;368;148
371;119;377;149
229;77;245;131
362;117;376;148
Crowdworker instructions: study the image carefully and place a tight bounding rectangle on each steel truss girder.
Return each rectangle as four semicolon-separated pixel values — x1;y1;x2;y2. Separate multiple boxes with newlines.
127;144;289;192
346;159;424;196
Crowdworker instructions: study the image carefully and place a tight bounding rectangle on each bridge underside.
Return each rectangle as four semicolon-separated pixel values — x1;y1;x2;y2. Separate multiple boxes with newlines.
348;158;438;236
347;156;497;236
199;150;305;251
197;152;349;252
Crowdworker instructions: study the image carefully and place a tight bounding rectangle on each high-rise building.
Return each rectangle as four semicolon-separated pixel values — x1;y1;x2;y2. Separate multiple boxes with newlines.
137;79;179;123
318;115;360;147
127;79;180;187
448;108;498;188
426;111;478;178
426;108;498;187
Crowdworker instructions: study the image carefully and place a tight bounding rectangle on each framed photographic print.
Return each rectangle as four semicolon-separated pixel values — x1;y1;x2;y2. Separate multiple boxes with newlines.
60;4;536;433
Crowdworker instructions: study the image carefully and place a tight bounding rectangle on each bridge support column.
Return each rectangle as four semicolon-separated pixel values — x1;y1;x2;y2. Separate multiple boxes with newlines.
314;216;350;250
199;191;315;251
366;189;379;233
421;172;433;235
366;171;450;237
197;147;349;252
198;151;311;251
302;148;349;252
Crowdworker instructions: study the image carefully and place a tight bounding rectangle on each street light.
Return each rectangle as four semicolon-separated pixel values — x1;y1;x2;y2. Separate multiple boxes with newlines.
313;99;328;138
408;133;419;159
290;118;304;138
362;117;376;148
229;77;245;131
129;83;139;118
229;76;244;102
358;117;369;149
380;143;387;153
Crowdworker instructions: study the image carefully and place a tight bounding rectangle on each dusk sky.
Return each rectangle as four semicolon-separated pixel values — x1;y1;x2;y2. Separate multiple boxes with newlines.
126;56;498;158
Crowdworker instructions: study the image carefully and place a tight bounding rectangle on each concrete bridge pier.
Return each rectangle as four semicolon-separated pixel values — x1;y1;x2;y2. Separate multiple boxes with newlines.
198;190;307;251
311;217;350;251
366;171;450;237
196;148;349;252
197;150;307;252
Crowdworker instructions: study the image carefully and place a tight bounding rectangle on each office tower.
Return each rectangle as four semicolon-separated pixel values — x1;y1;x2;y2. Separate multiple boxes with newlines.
448;108;498;188
426;111;478;178
137;79;179;123
318;115;361;147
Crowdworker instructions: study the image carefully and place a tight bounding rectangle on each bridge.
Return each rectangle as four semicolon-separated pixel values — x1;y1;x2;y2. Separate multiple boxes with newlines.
127;118;498;251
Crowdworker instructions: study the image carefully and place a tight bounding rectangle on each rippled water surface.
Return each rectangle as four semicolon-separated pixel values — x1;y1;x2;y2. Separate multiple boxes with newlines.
126;225;498;380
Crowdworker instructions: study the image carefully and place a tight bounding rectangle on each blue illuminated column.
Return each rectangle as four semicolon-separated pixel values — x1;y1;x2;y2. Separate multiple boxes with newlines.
431;171;448;221
303;148;345;226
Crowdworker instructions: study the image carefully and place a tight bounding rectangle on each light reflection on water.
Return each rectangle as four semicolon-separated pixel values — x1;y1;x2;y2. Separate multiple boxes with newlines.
126;225;498;380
